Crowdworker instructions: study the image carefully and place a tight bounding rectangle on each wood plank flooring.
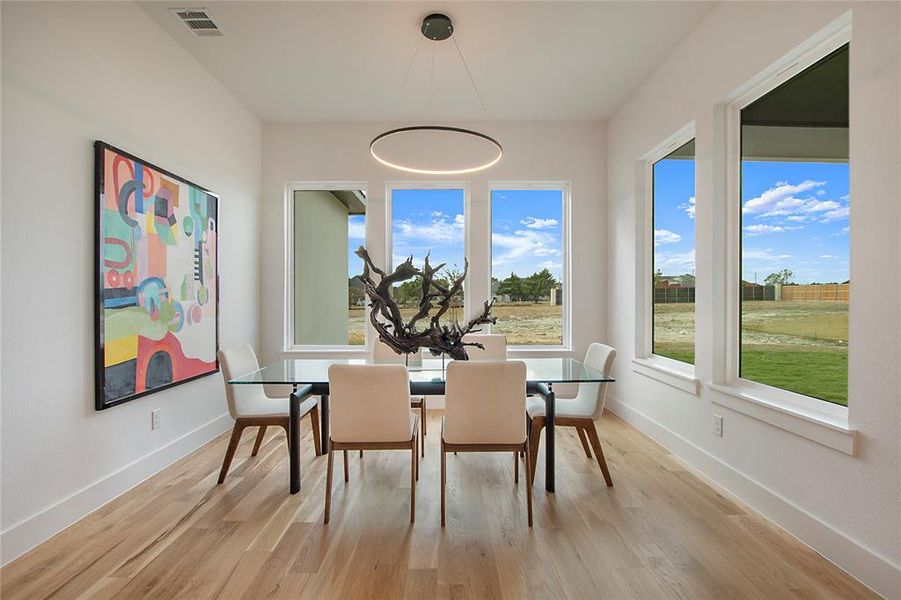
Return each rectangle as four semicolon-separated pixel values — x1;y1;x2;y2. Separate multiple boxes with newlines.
1;411;877;599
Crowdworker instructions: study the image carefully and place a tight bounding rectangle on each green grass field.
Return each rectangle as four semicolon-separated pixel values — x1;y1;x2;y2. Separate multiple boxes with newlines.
654;301;848;405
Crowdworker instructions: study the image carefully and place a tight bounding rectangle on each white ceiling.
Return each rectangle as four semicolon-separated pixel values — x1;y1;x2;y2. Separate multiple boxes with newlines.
140;1;714;123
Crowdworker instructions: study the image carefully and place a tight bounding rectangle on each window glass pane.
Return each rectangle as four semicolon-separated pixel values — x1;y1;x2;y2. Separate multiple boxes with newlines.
391;188;465;324
491;188;564;346
740;44;849;405
652;139;696;364
294;190;366;345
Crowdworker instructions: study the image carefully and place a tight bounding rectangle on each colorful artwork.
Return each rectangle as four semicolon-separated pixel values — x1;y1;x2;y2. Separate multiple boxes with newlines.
95;142;219;409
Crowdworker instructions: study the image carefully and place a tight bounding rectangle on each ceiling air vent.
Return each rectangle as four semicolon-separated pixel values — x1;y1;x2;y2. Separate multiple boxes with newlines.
170;8;224;38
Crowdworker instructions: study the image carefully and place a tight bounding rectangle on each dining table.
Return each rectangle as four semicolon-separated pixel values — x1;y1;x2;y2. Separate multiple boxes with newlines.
228;356;614;495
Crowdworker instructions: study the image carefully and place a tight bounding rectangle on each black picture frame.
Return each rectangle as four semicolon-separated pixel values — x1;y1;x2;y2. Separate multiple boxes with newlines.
94;141;220;410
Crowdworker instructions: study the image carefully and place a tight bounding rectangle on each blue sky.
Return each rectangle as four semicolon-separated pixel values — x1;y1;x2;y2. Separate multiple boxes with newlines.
654;156;850;284
741;162;849;284
653;156;696;277
391;188;466;274
347;214;365;276
491;189;564;280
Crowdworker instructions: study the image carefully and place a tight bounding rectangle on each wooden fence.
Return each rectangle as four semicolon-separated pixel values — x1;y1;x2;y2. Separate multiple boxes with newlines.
779;283;849;302
654;283;849;303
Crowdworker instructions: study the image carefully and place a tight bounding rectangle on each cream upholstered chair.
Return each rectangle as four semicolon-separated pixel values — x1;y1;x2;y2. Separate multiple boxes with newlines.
217;344;320;484
372;340;426;456
461;333;507;360
527;343;617;486
442;360;532;526
325;364;419;523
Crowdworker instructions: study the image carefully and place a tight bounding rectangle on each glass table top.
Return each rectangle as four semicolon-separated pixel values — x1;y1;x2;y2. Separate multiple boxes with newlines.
229;357;614;385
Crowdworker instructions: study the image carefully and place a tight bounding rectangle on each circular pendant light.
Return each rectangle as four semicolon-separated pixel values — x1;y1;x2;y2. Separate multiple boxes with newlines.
370;14;502;175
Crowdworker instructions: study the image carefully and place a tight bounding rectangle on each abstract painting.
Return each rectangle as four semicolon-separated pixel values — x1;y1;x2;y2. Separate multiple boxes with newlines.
95;142;219;409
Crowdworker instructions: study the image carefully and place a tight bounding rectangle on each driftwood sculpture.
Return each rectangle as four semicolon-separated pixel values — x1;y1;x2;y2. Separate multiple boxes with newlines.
355;246;495;360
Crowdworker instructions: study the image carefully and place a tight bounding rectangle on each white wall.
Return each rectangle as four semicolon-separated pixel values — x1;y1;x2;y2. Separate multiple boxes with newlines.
605;2;900;596
0;2;261;564
260;122;606;365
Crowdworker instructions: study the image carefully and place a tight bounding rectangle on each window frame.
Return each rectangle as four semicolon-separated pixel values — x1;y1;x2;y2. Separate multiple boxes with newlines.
710;14;855;454
633;124;700;392
283;181;369;354
385;180;472;345
487;181;572;351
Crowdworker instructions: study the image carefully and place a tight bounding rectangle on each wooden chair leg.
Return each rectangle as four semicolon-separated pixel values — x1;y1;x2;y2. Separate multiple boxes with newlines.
524;443;533;527
251;425;267;457
343;450;349;482
528;417;544;486
421;398;427;436
324;449;334;523
577;427;592;458
360;450;363;459
420;404;426;457
514;451;519;484
440;443;447;527
411;439;417;523
310;405;322;456
585;421;613;486
217;422;244;484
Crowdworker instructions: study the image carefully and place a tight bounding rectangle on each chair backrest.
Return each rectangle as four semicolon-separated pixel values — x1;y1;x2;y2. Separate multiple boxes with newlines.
461;333;507;361
372;338;422;366
218;344;263;419
444;360;527;445
572;343;617;420
328;364;412;443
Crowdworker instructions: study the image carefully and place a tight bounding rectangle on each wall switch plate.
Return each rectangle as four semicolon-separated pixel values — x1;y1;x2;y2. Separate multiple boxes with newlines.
712;413;723;437
152;409;162;430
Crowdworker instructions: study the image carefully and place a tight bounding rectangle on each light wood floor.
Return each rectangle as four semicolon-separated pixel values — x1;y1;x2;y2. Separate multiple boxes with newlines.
1;411;876;599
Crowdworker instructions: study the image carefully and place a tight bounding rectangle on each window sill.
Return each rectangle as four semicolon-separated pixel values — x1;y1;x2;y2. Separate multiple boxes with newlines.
632;357;699;395
707;383;856;455
508;346;572;358
283;347;369;357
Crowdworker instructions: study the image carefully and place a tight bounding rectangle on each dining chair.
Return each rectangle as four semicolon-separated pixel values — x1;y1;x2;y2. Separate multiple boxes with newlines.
461;333;507;360
442;360;532;526
527;343;617;487
372;339;426;457
325;364;419;524
217;344;321;484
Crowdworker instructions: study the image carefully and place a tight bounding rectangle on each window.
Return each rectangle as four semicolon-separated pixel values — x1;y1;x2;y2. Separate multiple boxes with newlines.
291;188;366;347
389;186;466;325
652;139;696;364
739;44;849;405
490;186;567;346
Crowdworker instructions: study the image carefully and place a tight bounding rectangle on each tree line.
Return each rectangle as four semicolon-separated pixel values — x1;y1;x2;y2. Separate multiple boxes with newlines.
493;269;559;303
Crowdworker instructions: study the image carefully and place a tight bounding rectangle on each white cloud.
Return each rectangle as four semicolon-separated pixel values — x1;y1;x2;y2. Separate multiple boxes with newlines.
492;229;561;267
654;249;695;273
394;213;464;244
820;206;849;222
743;224;802;236
537;260;562;271
820;254;834;259
520;217;559;230
654;229;681;246
347;221;366;240
678;196;696;219
742;180;826;217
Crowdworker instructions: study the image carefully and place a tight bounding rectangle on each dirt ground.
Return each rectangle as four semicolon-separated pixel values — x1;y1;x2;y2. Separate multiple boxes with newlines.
347;303;563;346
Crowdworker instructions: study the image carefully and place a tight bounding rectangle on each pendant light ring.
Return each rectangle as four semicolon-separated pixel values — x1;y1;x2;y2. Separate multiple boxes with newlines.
369;125;503;176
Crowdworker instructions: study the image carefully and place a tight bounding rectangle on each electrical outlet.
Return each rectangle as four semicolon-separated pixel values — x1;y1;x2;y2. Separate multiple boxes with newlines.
152;409;162;430
712;414;723;437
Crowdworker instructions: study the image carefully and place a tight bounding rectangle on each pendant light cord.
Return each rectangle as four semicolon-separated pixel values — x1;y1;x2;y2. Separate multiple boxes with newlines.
452;36;499;138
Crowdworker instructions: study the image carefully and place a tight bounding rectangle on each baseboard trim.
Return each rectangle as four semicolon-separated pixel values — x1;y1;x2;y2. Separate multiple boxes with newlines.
0;413;233;566
605;396;900;599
